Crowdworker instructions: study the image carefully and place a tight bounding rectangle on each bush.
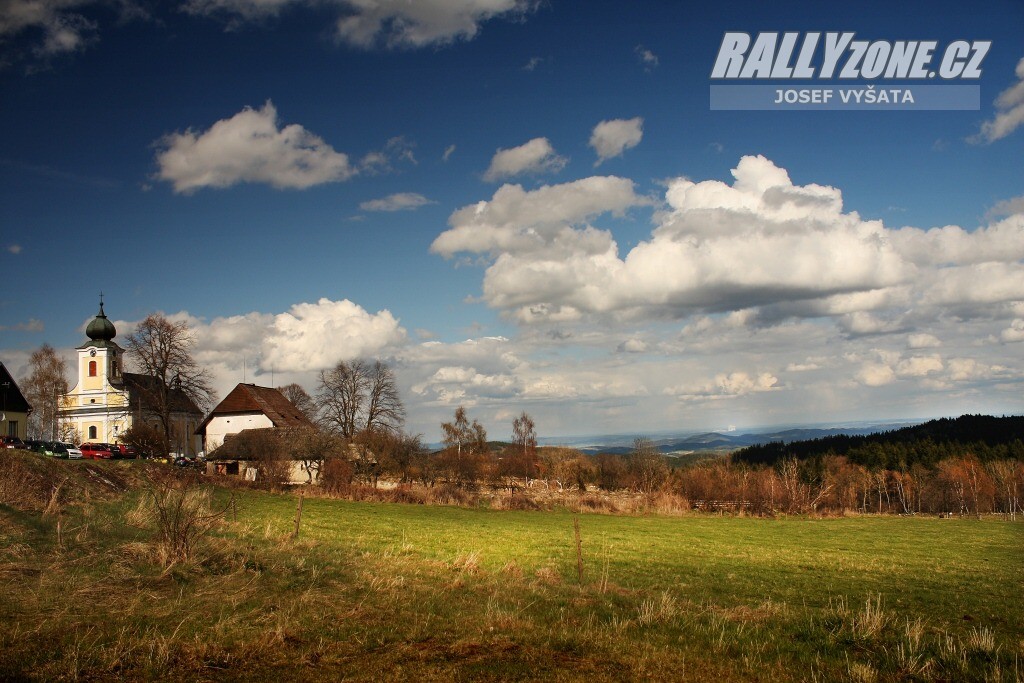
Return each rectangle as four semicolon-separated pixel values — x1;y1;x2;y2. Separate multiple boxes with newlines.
135;469;224;567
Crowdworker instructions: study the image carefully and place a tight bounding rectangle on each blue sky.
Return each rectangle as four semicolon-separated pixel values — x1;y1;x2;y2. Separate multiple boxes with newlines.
1;0;1023;441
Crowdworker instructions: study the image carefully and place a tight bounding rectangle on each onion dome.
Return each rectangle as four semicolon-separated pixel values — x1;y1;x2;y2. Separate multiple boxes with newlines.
86;299;116;342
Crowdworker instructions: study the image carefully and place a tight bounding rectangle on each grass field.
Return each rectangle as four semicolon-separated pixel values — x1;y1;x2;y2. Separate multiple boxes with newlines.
1;456;1022;681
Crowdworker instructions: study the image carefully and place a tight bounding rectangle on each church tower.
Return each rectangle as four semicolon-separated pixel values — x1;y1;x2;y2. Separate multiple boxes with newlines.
60;297;130;444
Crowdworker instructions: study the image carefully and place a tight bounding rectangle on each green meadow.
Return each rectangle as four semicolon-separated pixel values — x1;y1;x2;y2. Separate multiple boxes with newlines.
1;460;1021;681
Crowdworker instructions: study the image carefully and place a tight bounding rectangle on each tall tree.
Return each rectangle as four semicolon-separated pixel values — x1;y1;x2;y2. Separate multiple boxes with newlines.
365;360;404;435
22;344;69;441
277;382;318;423
440;406;488;487
125;314;216;455
511;411;537;480
628;437;668;495
317;359;404;439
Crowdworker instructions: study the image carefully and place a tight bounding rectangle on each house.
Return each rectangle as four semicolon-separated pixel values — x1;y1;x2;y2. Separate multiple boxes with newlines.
198;384;318;484
196;383;315;452
0;361;32;440
59;299;203;454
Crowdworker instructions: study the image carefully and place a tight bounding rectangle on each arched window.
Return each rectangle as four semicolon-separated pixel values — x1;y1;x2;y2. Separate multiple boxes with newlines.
88;426;97;439
88;361;97;377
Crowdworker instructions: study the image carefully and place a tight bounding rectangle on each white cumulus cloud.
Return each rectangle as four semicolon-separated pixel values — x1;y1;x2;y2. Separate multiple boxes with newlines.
436;155;914;324
590;117;643;165
431;175;642;260
483;137;567;182
261;298;406;373
434;155;1024;337
154;101;356;193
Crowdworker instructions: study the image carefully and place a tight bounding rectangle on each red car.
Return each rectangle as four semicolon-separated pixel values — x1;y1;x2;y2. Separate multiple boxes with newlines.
109;443;137;459
79;443;114;459
1;436;27;449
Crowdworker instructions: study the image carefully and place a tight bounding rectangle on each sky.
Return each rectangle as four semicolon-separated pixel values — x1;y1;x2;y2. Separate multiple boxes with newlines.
1;0;1023;442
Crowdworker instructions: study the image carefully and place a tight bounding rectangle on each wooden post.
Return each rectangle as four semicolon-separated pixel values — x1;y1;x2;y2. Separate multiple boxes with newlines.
573;516;584;584
293;492;304;539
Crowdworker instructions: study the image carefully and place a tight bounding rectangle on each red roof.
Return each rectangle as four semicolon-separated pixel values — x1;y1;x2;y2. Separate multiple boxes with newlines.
196;384;315;434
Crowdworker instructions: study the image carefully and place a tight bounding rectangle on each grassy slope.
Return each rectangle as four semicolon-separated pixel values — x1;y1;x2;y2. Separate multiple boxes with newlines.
1;456;1022;681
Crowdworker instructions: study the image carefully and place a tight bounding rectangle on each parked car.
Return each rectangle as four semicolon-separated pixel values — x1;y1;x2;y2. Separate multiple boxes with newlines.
38;441;59;456
52;442;83;459
1;436;27;449
109;443;137;459
79;443;114;459
25;440;49;454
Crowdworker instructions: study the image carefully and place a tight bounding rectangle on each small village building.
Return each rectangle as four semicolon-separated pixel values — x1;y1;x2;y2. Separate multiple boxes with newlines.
196;383;315;452
0;361;32;440
59;300;203;454
198;383;318;484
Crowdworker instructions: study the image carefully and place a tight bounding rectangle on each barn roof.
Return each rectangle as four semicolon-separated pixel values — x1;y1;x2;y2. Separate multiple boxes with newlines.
197;383;314;434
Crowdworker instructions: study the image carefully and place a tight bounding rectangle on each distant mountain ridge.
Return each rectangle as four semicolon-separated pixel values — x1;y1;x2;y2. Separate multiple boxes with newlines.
541;421;923;456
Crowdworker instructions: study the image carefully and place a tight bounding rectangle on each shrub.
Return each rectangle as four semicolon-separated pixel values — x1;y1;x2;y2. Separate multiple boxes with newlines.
136;469;225;566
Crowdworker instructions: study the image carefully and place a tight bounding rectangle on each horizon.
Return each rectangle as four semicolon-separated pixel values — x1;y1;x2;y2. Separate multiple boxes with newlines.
2;1;1023;443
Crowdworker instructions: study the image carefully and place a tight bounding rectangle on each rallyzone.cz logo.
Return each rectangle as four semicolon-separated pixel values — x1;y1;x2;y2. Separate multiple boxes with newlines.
709;32;991;110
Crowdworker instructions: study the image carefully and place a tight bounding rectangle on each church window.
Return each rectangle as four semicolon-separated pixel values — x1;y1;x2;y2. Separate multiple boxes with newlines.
88;361;97;377
88;426;97;439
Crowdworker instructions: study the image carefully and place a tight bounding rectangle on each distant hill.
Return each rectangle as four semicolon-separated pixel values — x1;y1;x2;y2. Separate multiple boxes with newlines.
733;414;1024;468
565;423;919;456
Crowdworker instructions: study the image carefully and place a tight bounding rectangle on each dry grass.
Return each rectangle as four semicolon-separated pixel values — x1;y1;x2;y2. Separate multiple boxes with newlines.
1;456;1021;682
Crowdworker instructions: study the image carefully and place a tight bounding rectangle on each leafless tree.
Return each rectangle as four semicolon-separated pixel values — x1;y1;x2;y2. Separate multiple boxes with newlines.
439;406;488;487
125;314;216;456
22;344;69;441
285;426;345;484
317;359;404;438
277;383;319;423
511;411;537;481
366;361;404;435
628;437;668;496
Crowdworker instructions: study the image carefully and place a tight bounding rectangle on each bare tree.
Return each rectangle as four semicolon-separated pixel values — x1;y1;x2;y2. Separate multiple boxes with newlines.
277;383;318;423
439;406;488;487
287;426;345;484
22;344;69;441
317;359;404;439
366;361;404;435
125;314;216;456
511;411;537;481
628;437;668;496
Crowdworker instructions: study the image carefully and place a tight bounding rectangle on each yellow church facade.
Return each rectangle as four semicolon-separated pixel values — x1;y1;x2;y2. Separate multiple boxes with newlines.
59;301;203;454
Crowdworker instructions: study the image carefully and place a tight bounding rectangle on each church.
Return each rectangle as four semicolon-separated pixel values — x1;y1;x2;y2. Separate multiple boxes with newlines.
59;300;204;455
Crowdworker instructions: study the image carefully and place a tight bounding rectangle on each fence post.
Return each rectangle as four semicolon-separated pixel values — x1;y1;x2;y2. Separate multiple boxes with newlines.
293;492;304;539
573;516;584;584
